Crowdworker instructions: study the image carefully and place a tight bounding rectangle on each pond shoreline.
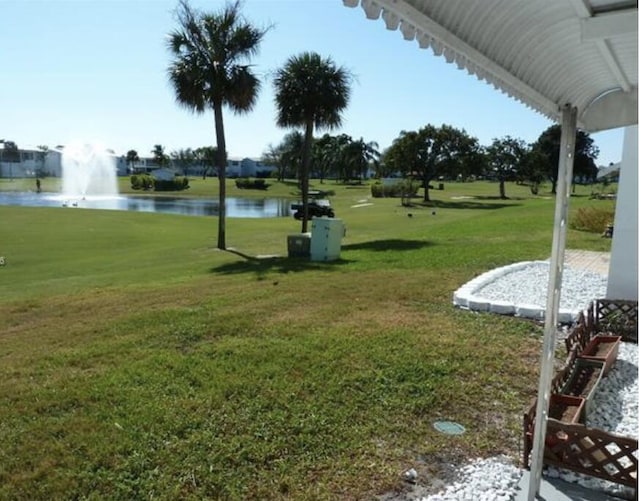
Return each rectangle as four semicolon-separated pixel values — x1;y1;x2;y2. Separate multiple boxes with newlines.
0;191;294;218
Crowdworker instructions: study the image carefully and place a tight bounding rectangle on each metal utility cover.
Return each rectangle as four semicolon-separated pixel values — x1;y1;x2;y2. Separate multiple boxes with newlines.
433;421;466;435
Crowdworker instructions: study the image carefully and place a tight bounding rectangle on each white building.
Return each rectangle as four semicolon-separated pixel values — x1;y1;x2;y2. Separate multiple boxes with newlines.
0;144;136;179
0;142;276;180
133;156;276;178
0;144;62;178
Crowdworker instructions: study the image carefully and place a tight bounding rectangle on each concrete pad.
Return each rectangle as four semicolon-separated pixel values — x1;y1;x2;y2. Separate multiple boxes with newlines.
514;471;626;501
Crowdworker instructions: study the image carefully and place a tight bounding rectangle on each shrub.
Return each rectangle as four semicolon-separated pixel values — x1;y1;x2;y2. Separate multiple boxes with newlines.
130;174;154;191
570;206;614;233
590;182;618;199
154;177;189;192
371;180;418;198
235;178;270;190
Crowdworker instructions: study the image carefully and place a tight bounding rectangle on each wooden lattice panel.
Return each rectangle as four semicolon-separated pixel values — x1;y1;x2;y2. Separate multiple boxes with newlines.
564;314;590;355
522;298;638;491
545;420;638;489
594;299;638;343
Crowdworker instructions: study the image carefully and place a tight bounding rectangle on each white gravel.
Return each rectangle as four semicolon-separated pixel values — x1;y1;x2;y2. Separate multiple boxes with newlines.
453;261;608;322
422;456;522;501
419;266;637;501
476;263;607;312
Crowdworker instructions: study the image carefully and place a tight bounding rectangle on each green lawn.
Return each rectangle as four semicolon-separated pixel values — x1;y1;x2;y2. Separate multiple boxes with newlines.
0;179;613;499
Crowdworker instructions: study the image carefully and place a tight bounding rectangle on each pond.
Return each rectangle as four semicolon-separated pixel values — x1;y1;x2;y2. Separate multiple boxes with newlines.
0;192;294;218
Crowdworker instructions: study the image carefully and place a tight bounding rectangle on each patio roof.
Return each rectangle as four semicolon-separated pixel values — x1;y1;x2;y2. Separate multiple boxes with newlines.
343;0;638;132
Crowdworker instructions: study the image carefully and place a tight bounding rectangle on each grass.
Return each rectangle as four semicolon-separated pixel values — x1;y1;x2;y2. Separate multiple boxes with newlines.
0;179;612;499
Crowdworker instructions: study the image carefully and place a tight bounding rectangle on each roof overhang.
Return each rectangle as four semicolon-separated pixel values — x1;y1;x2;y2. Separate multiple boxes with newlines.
343;0;638;132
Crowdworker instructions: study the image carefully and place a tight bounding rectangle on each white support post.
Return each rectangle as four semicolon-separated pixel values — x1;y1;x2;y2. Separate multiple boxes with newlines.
527;105;578;500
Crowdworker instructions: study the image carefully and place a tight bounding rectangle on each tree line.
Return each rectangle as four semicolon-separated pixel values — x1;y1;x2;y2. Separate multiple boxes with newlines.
263;124;600;202
126;145;227;180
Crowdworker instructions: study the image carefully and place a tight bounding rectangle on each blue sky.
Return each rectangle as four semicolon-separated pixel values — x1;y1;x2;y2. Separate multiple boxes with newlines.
2;0;624;165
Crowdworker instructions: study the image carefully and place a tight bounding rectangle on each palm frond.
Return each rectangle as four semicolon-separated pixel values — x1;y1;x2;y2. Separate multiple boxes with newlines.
225;66;261;114
166;0;266;115
273;52;352;131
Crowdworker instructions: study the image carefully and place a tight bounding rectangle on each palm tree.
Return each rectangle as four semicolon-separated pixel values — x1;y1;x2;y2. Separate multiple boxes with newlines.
126;149;140;173
273;52;351;232
342;137;379;182
151;144;169;167
279;131;304;183
167;0;267;249
312;134;338;183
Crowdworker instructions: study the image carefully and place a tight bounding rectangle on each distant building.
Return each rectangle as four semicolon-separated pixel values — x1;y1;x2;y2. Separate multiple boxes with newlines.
0;143;62;178
230;157;277;178
132;156;276;178
152;168;178;181
1;144;138;179
0;143;274;179
596;162;621;182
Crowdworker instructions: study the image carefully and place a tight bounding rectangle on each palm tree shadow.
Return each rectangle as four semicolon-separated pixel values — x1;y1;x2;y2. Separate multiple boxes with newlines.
341;238;433;252
211;248;352;278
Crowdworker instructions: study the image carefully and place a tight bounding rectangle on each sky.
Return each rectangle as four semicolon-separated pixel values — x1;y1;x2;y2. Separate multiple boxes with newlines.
1;0;625;165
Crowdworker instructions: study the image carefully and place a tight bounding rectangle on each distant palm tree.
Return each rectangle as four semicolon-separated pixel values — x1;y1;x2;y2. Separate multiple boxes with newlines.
167;0;267;249
279;131;304;182
126;149;140;173
342;137;379;182
151;144;169;167
273;52;351;232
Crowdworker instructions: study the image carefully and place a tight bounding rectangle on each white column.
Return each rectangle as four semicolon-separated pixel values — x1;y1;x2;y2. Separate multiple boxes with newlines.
528;105;578;500
606;126;638;300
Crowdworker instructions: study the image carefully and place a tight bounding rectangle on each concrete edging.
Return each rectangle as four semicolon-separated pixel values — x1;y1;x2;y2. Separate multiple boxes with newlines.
453;261;578;323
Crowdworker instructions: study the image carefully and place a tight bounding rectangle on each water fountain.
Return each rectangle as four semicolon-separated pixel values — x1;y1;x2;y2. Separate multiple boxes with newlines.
61;142;118;199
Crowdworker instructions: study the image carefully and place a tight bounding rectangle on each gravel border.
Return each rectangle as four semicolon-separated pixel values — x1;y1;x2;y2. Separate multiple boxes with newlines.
452;261;607;323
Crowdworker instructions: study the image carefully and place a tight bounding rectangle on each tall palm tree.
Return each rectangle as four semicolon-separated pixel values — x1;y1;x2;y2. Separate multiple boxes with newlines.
167;0;267;249
273;52;351;233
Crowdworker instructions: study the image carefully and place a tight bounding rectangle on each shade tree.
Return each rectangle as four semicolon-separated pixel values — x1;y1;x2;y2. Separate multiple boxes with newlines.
195;146;223;179
485;136;527;199
531;125;599;193
384;124;477;202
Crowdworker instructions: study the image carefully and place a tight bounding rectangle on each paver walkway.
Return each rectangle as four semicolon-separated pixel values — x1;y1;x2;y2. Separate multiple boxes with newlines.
563;250;610;276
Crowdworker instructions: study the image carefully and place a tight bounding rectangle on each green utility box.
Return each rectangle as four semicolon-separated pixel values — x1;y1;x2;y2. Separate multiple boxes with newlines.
287;233;311;258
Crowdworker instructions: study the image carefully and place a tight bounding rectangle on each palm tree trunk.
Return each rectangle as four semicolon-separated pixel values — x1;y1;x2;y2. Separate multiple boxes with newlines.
213;101;227;250
301;120;314;233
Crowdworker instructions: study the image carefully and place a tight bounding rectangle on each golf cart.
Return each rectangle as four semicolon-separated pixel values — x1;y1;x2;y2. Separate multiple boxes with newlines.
291;190;335;220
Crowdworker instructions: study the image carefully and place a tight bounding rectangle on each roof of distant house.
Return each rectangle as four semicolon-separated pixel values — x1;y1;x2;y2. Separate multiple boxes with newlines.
597;162;621;178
